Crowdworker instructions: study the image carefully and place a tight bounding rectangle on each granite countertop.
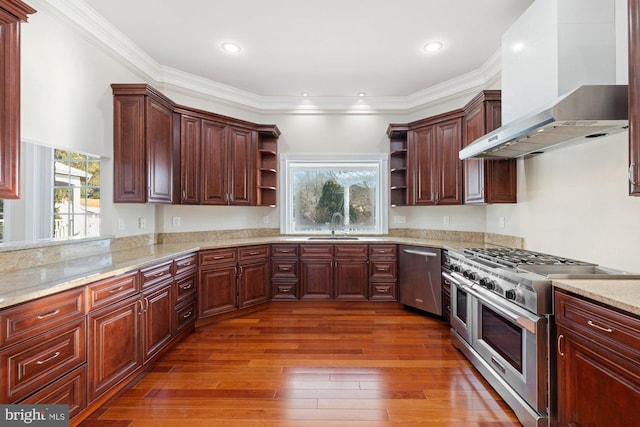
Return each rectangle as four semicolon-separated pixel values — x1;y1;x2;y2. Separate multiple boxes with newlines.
0;236;481;309
552;279;640;317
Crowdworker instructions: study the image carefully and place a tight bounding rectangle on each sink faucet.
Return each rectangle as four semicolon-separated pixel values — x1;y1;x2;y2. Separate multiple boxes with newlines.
330;212;344;238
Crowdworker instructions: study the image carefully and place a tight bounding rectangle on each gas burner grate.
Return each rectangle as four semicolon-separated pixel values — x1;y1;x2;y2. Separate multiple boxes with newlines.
463;247;592;268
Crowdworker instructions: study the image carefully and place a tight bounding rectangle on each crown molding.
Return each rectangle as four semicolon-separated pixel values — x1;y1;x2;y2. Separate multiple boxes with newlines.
38;0;502;113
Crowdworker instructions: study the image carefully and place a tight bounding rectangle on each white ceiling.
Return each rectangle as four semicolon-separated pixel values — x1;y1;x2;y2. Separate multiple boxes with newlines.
74;0;534;109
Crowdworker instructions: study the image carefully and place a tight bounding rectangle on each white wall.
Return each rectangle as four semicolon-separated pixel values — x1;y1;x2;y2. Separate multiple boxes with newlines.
15;0;640;273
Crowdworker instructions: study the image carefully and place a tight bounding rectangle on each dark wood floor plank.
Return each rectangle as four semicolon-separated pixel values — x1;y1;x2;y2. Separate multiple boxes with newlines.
79;301;520;426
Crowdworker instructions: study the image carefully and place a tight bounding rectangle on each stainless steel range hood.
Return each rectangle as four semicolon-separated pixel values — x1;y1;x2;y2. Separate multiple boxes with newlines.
459;85;629;160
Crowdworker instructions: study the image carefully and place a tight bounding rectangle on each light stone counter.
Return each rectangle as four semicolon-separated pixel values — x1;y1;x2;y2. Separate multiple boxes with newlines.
0;236;495;310
552;279;640;317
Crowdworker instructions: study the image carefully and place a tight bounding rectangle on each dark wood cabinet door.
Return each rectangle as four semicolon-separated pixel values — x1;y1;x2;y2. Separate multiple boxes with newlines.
142;282;174;364
0;1;35;199
409;126;436;205
180;114;202;204
557;326;640;427
300;259;333;300
463;101;486;204
435;117;463;205
87;295;142;402
201;119;228;205
146;97;177;203
228;126;256;205
198;264;238;318
113;95;146;202
630;0;640;195
334;259;368;300
238;258;270;309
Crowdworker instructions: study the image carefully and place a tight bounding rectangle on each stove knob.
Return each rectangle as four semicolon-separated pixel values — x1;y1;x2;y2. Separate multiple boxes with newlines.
505;289;520;300
467;271;478;281
452;264;461;273
479;277;488;287
486;280;497;291
480;278;496;290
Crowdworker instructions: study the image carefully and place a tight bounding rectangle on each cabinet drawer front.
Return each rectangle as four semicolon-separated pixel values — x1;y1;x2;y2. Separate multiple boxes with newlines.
300;244;333;258
369;244;398;258
0;288;85;347
239;245;270;260
370;261;397;279
334;244;368;258
175;298;197;334
272;280;298;300
271;260;298;278
271;244;299;257
20;365;86;420
141;260;173;289
555;291;640;353
1;318;86;403
370;282;397;301
199;248;237;265
87;271;139;312
175;273;197;303
174;253;197;276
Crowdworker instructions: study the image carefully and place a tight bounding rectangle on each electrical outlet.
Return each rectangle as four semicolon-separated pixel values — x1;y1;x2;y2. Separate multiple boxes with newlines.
118;218;125;231
443;215;450;225
263;215;270;224
138;217;146;229
393;215;406;224
499;216;506;228
172;217;181;227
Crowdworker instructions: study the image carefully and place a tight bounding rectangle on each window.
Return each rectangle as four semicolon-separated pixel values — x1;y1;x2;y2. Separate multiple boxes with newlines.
281;154;388;235
53;149;101;239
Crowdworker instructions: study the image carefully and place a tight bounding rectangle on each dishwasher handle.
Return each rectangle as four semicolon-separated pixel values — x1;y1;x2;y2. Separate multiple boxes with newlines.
402;249;438;257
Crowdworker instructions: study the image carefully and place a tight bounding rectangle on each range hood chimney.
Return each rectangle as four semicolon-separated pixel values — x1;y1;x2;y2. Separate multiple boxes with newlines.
460;0;628;160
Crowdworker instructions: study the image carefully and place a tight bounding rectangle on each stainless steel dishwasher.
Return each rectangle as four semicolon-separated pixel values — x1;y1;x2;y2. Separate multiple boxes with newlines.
398;245;442;315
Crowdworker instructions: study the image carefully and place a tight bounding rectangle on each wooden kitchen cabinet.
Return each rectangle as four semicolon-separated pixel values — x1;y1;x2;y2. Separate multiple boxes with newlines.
179;113;203;204
463;90;517;204
334;244;369;301
271;244;299;300
387;124;409;206
198;248;239;318
238;246;270;308
0;0;35;199
300;244;334;300
112;84;180;203
141;282;174;364
630;0;640;195
554;290;640;427
369;244;398;301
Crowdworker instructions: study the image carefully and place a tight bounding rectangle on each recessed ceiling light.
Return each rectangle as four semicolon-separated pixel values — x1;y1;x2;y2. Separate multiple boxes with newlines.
221;42;241;54
424;41;444;53
301;92;309;97
512;42;526;52
357;92;366;97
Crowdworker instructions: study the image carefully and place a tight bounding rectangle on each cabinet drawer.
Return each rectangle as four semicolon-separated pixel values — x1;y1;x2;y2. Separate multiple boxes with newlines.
20;365;86;420
271;260;298;278
0;287;85;347
271;244;299;258
334;244;368;258
555;291;640;354
199;248;237;266
370;282;397;301
271;280;298;300
87;271;139;312
175;273;197;304
369;244;397;258
370;260;397;279
0;318;86;402
141;260;173;289
175;298;197;334
300;244;333;258
174;253;197;276
239;245;270;260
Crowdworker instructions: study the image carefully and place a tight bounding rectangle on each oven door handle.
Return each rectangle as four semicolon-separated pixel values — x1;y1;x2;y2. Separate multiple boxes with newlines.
465;286;540;335
441;271;461;285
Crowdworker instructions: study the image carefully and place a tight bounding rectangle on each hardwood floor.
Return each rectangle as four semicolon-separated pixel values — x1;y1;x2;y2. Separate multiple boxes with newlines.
79;302;521;426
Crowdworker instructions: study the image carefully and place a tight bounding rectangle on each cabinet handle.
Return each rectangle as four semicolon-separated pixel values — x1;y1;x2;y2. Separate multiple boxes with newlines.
152;272;164;278
557;334;565;357
181;261;192;267
36;351;61;365
183;311;193;319
249;251;260;255
587;320;613;333
179;283;192;290
36;309;60;320
213;256;225;260
137;300;144;315
280;267;290;271
109;286;124;294
281;250;291;253
145;298;150;312
629;164;638;185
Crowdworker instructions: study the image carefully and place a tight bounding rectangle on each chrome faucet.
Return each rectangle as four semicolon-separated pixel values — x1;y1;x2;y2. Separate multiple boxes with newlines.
330;212;344;238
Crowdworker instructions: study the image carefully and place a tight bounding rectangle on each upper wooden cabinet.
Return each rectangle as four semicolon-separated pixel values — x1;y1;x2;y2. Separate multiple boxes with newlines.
630;0;640;195
463;90;517;204
112;84;180;203
0;0;36;199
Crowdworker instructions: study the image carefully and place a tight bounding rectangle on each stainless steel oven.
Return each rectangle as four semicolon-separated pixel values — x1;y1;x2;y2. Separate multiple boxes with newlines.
443;271;472;344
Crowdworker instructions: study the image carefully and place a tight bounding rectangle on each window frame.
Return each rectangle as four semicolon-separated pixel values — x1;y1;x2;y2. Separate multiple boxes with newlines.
280;153;388;235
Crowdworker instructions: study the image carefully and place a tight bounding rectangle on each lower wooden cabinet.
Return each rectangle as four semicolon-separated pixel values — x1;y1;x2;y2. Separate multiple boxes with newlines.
20;365;86;419
300;254;334;300
198;256;239;318
555;290;640;427
142;282;174;364
334;245;369;301
368;245;398;301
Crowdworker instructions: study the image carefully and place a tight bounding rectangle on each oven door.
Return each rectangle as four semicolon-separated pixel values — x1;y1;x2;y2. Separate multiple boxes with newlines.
443;271;473;345
469;287;548;413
